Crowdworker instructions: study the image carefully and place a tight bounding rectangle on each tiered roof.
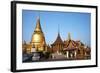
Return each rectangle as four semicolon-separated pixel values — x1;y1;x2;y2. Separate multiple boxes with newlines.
52;33;64;45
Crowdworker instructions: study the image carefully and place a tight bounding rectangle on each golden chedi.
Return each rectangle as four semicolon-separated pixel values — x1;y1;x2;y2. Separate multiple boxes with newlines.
31;17;46;52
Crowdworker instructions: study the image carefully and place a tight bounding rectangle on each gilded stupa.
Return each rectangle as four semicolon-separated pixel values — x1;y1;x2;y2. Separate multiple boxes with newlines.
31;17;46;52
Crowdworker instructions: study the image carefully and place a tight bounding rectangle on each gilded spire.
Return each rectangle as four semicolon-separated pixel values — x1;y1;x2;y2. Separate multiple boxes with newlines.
34;17;42;32
68;32;71;40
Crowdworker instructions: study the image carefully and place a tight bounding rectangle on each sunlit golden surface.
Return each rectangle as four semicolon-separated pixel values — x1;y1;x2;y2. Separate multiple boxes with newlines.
31;18;46;51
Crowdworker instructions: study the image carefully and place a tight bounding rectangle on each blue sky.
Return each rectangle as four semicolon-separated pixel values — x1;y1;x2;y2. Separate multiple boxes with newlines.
22;10;91;47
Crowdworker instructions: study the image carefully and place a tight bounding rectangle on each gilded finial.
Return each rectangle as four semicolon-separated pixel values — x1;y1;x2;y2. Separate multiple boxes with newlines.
68;32;71;40
34;15;42;32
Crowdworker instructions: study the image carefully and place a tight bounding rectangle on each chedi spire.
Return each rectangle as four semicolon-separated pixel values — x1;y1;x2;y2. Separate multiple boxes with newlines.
34;17;42;32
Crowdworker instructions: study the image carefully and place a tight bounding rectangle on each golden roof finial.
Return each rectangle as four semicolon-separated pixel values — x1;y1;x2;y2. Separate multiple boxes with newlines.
68;32;71;40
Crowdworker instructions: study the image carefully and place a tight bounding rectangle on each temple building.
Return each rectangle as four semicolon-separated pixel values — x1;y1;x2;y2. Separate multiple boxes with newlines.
51;32;91;59
63;33;91;59
63;33;77;59
51;33;64;53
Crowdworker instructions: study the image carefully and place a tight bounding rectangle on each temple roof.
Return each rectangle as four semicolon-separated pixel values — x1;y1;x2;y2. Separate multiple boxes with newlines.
64;33;78;50
64;39;87;51
64;40;77;51
52;33;64;45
